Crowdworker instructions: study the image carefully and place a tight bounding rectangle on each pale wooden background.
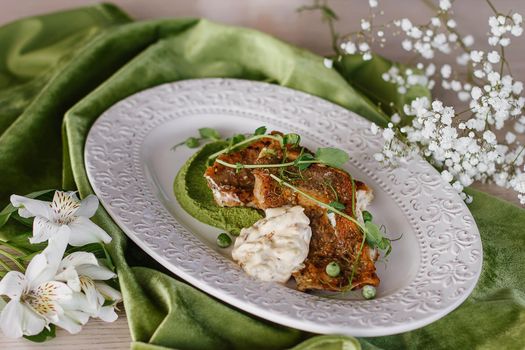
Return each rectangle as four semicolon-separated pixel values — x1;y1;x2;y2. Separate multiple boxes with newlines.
1;1;524;349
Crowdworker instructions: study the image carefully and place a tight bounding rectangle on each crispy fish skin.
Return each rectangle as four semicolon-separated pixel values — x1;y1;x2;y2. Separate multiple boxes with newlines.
204;134;379;292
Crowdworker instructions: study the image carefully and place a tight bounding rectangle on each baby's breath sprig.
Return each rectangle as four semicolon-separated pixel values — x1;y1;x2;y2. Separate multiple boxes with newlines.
304;0;525;204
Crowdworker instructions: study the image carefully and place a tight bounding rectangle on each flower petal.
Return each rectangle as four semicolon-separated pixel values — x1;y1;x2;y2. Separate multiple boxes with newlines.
0;271;26;300
0;300;24;338
51;191;81;225
27;227;70;288
75;195;99;218
10;195;53;219
97;306;118;322
21;303;48;336
55;266;81;293
94;282;122;302
76;264;116;281
59;252;98;269
0;300;46;338
80;278;103;313
59;292;91;311
31;217;61;244
53;313;83;334
68;216;112;246
25;253;49;289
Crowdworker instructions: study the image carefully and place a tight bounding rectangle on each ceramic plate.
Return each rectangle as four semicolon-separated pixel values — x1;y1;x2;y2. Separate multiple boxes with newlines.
85;78;482;336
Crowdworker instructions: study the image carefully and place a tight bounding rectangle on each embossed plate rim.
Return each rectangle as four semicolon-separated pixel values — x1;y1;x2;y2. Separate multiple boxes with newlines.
84;78;482;337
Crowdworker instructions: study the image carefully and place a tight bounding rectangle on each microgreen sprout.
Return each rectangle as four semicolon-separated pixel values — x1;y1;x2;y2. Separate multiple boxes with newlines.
214;146;350;170
327;201;346;214
172;127;222;150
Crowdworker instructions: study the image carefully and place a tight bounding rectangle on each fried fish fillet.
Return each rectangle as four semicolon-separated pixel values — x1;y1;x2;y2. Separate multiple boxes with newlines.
204;134;379;292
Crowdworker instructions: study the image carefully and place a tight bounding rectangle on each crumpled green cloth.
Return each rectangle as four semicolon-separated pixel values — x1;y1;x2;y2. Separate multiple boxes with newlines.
0;4;523;350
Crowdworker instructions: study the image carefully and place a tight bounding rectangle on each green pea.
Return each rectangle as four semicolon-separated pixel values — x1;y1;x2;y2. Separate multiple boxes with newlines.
185;137;200;148
217;233;232;248
325;261;340;277
362;210;373;223
362;285;377;299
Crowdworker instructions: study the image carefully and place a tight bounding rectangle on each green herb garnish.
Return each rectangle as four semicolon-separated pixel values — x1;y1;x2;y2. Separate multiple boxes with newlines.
328;201;346;213
199;127;221;141
254;126;267;135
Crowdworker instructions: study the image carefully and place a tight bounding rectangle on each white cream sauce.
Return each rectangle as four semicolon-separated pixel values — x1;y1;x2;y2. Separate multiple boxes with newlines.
232;205;312;283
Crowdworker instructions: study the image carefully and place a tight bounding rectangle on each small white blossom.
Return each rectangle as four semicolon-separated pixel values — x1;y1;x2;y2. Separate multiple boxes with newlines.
323;58;333;69
487;51;500;64
462;35;474;46
361;19;371;31
369;0;378;8
439;0;451;11
341;41;357;54
446;19;457;28
470;50;483;63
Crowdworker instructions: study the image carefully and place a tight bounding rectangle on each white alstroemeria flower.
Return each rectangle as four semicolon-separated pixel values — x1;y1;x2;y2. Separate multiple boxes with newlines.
55;252;121;322
0;229;72;338
10;191;111;246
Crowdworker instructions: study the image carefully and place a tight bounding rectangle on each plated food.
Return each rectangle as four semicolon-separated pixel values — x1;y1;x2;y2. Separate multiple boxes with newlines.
175;128;392;298
85;78;482;336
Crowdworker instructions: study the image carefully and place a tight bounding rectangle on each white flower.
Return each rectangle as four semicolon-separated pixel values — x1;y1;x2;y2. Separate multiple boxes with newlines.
440;64;452;79
361;19;371;31
391;113;401;124
400;18;412;31
471;86;483;100
369;0;378;8
342;41;357;54
487;51;500;64
0;229;73;338
470;50;483;63
483;130;497;144
402;39;412;51
362;52;372;61
370;123;380;135
359;42;370;52
10;191;111;246
505;132;516;144
55;252;121;322
462;35;474;46
323;58;333;69
439;0;451;11
382;128;395;141
441;170;454;183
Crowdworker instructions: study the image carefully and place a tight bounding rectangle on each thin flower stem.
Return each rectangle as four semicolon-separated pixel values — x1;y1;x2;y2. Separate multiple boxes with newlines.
512;145;525;164
0;249;26;272
207;134;282;160
485;0;499;15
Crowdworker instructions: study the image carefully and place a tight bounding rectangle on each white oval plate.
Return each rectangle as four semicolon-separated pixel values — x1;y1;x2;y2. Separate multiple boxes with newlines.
85;78;482;337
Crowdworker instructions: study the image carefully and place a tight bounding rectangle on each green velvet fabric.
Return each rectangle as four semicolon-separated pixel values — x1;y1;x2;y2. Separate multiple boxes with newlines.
0;4;523;350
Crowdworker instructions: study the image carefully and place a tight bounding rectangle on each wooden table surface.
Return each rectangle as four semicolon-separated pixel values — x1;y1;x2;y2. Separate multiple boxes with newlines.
1;1;523;348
